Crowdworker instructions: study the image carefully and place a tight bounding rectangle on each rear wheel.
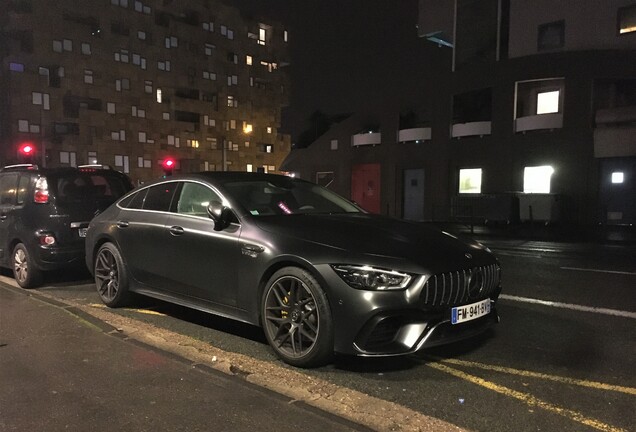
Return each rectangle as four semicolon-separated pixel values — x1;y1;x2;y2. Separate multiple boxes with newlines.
261;267;334;368
94;243;130;307
13;243;43;289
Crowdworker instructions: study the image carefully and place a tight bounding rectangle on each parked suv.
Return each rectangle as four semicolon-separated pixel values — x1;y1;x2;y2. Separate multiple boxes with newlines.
0;164;133;288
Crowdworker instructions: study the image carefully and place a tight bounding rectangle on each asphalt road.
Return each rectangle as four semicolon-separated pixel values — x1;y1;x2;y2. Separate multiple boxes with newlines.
1;239;634;432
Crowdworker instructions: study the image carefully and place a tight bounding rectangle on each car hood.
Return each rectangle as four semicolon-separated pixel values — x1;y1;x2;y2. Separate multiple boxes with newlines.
253;213;493;271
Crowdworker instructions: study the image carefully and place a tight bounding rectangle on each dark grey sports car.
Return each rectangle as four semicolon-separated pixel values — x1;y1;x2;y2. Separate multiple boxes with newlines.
85;172;501;367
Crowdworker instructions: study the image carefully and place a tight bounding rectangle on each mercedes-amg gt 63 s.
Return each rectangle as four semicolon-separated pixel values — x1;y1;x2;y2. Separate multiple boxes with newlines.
86;172;501;367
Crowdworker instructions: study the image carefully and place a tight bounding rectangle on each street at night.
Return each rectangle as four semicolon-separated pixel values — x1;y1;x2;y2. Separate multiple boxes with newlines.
2;238;634;432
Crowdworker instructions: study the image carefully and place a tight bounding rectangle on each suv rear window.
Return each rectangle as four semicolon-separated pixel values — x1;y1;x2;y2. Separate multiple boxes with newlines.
49;172;131;204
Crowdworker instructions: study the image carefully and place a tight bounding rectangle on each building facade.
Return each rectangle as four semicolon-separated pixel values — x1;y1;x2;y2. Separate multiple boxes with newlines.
0;0;291;184
282;0;636;227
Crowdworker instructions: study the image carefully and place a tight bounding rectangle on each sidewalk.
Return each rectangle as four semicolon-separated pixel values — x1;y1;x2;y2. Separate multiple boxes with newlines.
0;285;367;432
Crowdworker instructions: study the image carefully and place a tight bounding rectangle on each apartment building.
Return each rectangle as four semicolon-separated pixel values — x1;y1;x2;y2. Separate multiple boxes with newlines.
0;0;291;184
282;0;636;227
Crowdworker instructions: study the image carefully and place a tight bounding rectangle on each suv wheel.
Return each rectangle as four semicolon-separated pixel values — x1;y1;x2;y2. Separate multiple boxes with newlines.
13;243;43;289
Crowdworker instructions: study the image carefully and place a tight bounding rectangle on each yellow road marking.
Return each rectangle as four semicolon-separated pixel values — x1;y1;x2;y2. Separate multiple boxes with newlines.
88;303;166;316
427;362;627;432
433;358;636;396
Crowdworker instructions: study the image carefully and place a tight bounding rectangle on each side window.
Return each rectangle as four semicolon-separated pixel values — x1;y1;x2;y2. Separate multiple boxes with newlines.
16;175;31;205
143;182;178;211
119;189;146;209
176;182;221;217
0;174;18;205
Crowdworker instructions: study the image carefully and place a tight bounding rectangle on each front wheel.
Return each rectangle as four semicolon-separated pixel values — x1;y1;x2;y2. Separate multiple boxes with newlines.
94;242;130;307
261;267;334;368
13;243;43;289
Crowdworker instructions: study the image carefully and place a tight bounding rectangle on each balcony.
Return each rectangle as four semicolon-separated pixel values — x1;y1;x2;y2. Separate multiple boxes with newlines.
352;132;381;146
596;106;636;125
594;127;636;158
594;106;636;158
515;113;563;133
398;127;431;143
451;121;491;138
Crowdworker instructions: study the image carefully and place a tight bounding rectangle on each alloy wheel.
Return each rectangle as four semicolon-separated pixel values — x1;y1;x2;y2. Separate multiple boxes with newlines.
95;247;120;302
13;248;28;284
263;276;320;359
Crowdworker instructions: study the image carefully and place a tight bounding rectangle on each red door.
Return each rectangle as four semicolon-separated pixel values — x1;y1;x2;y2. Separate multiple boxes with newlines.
351;163;381;214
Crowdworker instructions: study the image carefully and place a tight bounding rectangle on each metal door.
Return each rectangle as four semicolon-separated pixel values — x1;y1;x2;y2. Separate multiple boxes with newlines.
403;168;425;221
351;163;381;214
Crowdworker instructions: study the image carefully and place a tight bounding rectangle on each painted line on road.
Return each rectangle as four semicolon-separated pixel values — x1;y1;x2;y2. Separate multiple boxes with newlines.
433;358;636;396
89;303;167;317
426;362;627;432
499;294;636;319
560;267;636;276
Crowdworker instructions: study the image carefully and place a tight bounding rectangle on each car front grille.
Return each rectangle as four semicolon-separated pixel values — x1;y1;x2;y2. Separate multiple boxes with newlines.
421;263;500;308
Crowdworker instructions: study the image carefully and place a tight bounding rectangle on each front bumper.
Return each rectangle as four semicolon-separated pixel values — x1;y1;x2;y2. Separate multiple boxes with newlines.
316;264;502;356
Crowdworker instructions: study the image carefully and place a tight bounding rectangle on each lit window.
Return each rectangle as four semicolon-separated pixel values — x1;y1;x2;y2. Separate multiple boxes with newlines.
611;172;624;184
258;28;266;45
84;69;93;84
138;31;146;40
63;39;72;51
459;168;482;194
243;123;253;134
246;55;252;65
331;139;338;150
9;62;24;72
618;5;636;34
81;43;91;55
537;90;560;114
247;164;253;172
523;166;554;193
284;30;288;42
267;127;272;134
156;88;162;103
107;102;115;114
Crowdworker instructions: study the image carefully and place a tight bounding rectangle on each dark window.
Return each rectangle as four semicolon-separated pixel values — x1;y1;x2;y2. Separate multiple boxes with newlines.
0;174;19;205
143;182;178;211
538;20;565;51
618;5;636;35
120;189;147;209
50;172;130;204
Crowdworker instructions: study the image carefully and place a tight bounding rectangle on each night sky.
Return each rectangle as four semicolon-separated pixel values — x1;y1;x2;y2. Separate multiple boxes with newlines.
230;0;438;142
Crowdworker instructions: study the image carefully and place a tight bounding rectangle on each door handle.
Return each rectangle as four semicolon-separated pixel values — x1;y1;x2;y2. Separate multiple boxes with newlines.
169;225;184;236
241;243;264;253
116;221;129;228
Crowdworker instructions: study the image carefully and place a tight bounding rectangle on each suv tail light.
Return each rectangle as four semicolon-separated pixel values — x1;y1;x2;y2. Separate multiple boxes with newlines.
34;177;49;204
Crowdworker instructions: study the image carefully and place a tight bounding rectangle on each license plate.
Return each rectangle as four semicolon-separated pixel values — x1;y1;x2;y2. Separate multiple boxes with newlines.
451;299;491;324
78;228;88;238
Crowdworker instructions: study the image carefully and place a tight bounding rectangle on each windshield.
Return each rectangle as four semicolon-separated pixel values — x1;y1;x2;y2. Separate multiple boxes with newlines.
223;178;362;216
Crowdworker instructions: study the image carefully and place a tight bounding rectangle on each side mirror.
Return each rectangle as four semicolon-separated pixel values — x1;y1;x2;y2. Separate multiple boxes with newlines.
207;201;228;230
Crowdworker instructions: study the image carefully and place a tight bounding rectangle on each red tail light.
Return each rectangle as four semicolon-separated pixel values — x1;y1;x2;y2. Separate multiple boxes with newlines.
34;177;49;204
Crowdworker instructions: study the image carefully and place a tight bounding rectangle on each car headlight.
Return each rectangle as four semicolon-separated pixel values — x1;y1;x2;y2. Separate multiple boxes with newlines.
331;265;412;290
